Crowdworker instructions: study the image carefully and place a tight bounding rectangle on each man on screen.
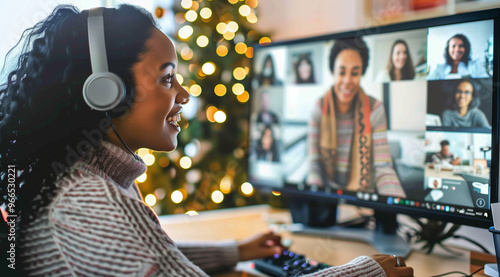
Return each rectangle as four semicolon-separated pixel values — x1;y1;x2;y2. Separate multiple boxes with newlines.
431;140;462;168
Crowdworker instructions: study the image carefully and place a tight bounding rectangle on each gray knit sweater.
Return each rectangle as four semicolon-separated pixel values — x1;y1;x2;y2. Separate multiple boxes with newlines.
19;141;385;276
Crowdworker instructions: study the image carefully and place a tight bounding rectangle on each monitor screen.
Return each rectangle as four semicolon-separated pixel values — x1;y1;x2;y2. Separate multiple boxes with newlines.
248;9;499;228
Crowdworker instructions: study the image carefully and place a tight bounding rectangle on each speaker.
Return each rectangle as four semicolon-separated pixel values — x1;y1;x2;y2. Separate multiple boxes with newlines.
82;8;132;115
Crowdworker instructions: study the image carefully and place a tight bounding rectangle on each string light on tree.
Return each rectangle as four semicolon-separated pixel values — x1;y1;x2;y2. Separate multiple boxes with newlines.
181;0;193;9
216;45;229;57
145;194;157;206
179;156;193;169
211;190;224;203
202;62;216;75
214;110;226;123
143;153;155;166
200;7;212;19
214;84;227;96
238;5;251;16
136;173;147;183
171;190;184;204
144;0;272;215
185;10;197;22
190;84;202;96
232;83;244;95
196;35;209;47
237;91;249;103
178;25;194;39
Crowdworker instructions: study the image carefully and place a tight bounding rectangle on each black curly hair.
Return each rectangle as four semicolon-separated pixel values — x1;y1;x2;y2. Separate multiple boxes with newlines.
329;37;369;75
0;4;156;229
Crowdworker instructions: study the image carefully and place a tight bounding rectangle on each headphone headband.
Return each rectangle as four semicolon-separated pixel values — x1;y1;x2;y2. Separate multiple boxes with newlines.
88;8;108;73
83;7;127;112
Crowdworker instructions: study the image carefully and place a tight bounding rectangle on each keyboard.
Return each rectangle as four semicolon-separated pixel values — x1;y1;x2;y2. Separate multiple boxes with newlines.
253;250;331;277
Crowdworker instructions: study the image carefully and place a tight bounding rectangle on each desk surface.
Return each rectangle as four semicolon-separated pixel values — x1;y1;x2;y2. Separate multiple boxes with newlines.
158;205;484;277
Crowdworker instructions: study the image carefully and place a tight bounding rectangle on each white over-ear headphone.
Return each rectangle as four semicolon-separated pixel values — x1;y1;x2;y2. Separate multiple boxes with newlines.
82;8;126;111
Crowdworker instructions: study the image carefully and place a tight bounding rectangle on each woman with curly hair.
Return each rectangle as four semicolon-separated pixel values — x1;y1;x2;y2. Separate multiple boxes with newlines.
0;4;412;276
428;33;489;80
441;79;490;127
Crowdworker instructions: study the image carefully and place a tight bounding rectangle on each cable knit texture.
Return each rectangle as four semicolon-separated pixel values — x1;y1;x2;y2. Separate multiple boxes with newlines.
19;141;385;276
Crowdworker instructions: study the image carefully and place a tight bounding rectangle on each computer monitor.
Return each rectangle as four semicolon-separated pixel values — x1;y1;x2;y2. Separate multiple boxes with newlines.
248;9;499;256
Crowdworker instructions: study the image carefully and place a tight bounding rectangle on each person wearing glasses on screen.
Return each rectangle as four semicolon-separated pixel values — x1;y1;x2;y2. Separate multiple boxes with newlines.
0;5;413;277
428;34;489;80
307;37;407;198
376;39;416;82
441;79;490;128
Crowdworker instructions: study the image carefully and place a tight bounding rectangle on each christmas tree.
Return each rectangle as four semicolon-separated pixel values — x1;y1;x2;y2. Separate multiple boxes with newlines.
137;0;279;215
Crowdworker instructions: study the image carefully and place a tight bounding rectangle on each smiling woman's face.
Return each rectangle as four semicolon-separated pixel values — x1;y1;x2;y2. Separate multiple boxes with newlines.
111;28;190;153
332;49;362;108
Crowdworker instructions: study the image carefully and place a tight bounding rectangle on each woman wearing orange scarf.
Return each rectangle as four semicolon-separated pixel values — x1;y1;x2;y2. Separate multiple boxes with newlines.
307;37;406;198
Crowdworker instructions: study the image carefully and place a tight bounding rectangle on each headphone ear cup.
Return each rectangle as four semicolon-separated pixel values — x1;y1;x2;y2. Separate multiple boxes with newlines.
83;72;126;111
107;76;134;118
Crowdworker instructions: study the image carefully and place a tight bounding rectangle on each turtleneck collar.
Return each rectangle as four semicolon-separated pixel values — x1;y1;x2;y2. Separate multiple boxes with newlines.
74;141;147;190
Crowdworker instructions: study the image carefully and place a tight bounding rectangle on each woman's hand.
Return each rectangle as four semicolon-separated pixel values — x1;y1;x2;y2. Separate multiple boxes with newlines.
371;254;414;277
237;231;286;261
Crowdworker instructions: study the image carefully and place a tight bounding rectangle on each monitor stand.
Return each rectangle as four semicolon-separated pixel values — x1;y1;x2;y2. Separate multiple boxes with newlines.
289;199;412;258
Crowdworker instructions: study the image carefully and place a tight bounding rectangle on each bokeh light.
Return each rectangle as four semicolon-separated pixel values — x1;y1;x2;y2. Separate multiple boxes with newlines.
247;12;258;23
190;84;202;96
180;47;193;60
136;173;147;183
235;43;247;54
178;25;193;39
137;148;150;158
216;22;227;34
245;47;254;58
196;35;209;47
185;210;199;216
241;182;254;196
206;106;217;122
237;91;250;103
176;74;184;85
211;190;224;203
223;32;235;41
216;45;228;57
143;153;155;166
179;156;193;169
226;21;239;33
233;67;246;80
171;190;184;204
202;62;216;75
259;37;271;46
214;84;227;96
200;7;212;19
145;194;157;206
214;110;226;123
220;177;232;194
181;0;193;9
232;83;244;95
272;191;282;196
159;156;170;167
185;10;197;22
239;5;251;16
246;0;259;8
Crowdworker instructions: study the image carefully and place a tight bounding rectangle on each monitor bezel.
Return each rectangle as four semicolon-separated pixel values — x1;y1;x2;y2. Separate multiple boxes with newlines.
249;8;500;228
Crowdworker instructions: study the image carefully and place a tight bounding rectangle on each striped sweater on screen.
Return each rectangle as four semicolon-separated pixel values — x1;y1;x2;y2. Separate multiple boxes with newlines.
19;141;386;276
307;94;406;198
